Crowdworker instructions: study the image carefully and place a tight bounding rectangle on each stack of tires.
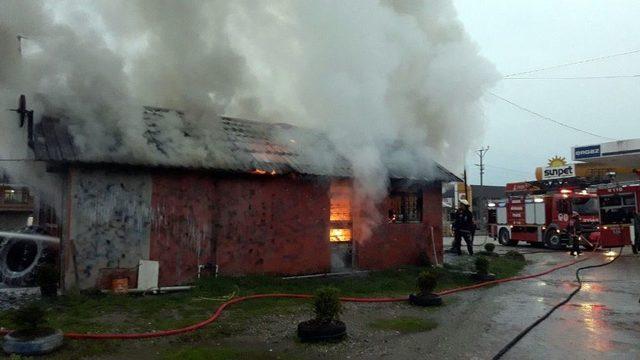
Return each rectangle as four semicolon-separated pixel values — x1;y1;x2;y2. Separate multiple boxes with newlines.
0;227;59;287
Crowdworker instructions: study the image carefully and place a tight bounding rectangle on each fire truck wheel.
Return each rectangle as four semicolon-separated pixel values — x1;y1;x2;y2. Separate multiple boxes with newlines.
544;229;564;250
498;228;517;246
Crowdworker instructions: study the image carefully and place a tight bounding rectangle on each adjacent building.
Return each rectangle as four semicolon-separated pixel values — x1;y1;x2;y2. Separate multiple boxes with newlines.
572;138;640;182
0;184;33;231
470;185;505;234
0;174;33;231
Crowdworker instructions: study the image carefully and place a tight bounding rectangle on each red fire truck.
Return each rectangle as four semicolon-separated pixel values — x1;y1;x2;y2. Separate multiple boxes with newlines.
489;182;599;249
591;182;639;253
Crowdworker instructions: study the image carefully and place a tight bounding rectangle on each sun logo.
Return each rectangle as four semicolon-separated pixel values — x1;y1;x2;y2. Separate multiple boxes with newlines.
548;156;567;167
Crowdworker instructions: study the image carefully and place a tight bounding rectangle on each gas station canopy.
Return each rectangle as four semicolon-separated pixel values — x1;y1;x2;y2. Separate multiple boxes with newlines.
572;138;640;168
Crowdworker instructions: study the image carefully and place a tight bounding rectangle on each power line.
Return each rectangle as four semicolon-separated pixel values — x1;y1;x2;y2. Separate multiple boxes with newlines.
484;164;530;175
488;92;616;141
0;159;45;162
505;74;640;80
503;48;640;78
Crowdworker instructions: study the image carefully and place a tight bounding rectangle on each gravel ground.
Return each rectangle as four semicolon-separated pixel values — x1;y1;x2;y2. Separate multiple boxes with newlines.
0;286;40;311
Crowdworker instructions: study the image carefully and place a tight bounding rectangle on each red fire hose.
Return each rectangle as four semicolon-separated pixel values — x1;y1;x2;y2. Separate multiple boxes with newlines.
0;254;594;340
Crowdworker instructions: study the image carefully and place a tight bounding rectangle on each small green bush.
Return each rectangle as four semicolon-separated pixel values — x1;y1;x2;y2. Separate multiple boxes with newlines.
313;287;342;323
505;250;526;262
417;270;437;295
11;303;47;331
475;257;490;275
484;243;496;253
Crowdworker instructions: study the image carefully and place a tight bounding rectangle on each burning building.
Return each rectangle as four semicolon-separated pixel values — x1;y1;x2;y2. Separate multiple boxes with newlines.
13;106;459;289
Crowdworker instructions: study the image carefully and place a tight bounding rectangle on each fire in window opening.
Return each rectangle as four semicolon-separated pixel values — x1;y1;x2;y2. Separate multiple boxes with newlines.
330;228;352;242
388;191;423;223
330;196;351;222
330;180;353;242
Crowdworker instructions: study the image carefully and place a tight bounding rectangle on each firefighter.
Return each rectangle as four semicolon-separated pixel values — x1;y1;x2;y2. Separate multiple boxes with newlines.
569;211;582;256
634;211;640;253
635;212;640;244
451;199;474;255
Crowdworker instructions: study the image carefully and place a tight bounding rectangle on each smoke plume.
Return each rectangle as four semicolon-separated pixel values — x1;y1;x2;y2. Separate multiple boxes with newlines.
0;0;498;218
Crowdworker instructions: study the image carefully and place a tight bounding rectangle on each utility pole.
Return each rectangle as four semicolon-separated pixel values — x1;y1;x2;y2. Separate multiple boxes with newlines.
17;35;27;56
463;168;469;203
475;146;490;186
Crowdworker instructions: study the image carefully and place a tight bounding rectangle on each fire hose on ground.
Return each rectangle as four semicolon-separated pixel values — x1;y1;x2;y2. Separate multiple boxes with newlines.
0;252;597;340
492;246;624;360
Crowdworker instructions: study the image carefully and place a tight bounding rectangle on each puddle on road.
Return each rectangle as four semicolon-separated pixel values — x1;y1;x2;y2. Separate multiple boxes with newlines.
565;303;615;352
580;282;605;293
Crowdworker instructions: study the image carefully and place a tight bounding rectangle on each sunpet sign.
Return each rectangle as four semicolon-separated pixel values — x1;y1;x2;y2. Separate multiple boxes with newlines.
542;164;576;180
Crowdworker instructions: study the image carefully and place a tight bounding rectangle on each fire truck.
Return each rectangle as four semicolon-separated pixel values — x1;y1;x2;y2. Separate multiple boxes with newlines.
591;182;640;253
489;182;599;249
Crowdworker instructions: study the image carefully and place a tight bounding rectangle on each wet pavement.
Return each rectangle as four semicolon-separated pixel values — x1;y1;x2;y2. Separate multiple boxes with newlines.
495;251;639;360
438;243;640;359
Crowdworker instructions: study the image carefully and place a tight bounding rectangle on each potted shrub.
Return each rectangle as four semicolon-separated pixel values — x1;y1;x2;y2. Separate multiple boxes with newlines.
2;303;63;356
409;270;442;306
297;287;346;342
479;243;499;257
472;256;496;281
36;263;59;298
484;243;496;253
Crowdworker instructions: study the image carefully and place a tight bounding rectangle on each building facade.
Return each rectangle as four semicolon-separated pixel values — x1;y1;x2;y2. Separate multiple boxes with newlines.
17;108;459;289
60;168;447;288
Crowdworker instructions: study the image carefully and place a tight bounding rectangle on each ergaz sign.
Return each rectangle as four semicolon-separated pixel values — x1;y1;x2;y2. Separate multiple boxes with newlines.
542;164;575;180
574;145;601;159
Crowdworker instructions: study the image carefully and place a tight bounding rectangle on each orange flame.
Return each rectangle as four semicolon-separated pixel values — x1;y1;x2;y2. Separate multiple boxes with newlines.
251;169;277;176
330;228;352;242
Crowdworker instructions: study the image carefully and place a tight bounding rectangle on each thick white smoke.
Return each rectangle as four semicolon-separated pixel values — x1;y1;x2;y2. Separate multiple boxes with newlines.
1;0;499;222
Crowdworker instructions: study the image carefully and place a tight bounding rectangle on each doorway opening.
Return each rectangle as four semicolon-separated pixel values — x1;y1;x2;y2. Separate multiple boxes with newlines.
329;180;353;272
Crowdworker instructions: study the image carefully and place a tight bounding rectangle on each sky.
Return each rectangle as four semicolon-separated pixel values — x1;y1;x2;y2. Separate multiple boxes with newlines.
453;0;640;186
3;1;640;190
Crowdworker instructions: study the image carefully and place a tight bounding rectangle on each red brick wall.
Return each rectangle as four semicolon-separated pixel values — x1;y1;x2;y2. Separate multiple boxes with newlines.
150;174;216;286
354;183;443;269
150;173;331;285
212;175;331;276
149;173;441;285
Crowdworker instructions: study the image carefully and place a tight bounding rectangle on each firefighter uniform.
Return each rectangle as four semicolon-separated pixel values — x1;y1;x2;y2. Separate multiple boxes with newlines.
634;213;640;251
452;203;474;255
569;212;582;256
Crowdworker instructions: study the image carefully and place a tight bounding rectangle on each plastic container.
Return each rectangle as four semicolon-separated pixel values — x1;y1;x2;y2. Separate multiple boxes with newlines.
111;277;129;293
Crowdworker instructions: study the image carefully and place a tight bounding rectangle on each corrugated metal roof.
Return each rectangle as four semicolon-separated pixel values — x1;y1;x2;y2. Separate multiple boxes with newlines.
33;108;460;182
